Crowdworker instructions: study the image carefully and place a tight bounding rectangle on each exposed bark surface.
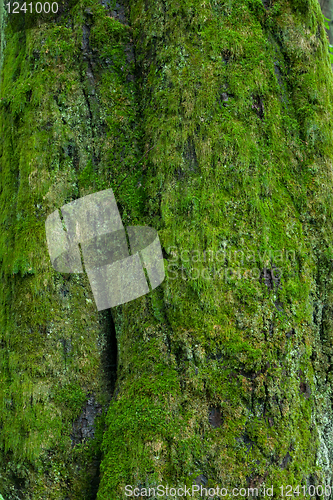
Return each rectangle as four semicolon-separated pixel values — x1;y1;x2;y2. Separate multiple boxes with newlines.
320;0;333;43
1;0;333;499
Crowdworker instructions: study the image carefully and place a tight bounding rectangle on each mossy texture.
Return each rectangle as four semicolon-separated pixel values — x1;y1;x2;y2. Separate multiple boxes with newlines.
0;0;137;497
1;0;333;498
98;0;333;498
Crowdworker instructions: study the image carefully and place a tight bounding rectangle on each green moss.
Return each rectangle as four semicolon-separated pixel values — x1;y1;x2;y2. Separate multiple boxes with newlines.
96;0;333;498
2;0;333;497
0;0;139;496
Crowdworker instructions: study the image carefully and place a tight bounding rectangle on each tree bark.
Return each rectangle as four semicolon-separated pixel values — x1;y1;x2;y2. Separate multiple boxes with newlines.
319;0;333;44
2;0;333;499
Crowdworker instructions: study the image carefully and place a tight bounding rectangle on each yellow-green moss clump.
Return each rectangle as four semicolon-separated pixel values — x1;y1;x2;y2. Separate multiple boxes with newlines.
2;0;333;498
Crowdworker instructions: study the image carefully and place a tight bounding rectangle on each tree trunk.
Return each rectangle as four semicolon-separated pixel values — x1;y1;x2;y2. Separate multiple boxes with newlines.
1;0;333;499
319;0;333;44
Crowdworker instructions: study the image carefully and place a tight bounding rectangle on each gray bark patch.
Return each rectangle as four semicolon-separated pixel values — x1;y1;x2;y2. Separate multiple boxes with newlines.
194;474;208;486
252;95;264;119
208;407;223;428
280;451;292;469
71;394;103;446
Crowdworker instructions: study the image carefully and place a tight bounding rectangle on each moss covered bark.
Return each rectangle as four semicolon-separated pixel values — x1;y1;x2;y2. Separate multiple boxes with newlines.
0;0;136;497
2;0;333;498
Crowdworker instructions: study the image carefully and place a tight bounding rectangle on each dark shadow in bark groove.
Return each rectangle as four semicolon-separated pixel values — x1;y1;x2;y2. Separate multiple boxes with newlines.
101;309;118;396
69;309;118;499
89;309;118;500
